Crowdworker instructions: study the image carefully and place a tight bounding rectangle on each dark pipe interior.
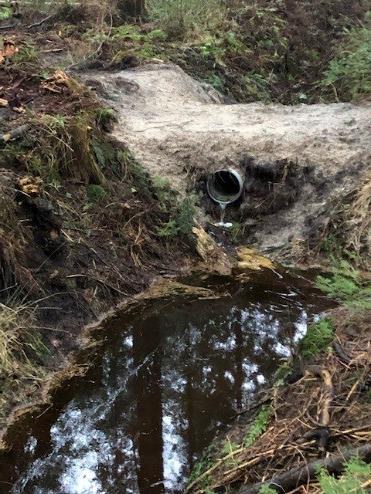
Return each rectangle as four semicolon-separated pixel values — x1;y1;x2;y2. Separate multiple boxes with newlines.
208;170;242;203
212;171;240;195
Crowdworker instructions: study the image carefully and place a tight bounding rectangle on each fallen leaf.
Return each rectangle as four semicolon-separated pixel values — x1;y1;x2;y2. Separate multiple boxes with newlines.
12;106;25;113
237;246;274;271
0;39;19;64
18;175;43;197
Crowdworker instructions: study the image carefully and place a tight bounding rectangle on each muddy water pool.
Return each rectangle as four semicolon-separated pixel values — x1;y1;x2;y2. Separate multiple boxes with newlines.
1;270;333;494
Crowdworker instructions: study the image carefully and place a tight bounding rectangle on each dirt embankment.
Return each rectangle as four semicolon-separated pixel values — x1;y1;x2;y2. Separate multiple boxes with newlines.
0;63;199;427
84;63;371;262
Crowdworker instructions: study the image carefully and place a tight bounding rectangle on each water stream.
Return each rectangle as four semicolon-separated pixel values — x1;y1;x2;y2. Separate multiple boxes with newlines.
0;270;332;494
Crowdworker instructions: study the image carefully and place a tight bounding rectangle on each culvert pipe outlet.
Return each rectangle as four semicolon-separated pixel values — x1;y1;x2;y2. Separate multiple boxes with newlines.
207;169;244;205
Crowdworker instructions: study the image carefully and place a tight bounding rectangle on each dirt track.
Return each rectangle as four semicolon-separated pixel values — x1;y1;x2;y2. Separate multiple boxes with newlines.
83;63;371;258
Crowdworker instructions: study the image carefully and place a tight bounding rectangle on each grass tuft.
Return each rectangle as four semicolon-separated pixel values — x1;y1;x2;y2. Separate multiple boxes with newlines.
316;259;371;310
147;0;225;40
0;301;48;376
321;24;371;101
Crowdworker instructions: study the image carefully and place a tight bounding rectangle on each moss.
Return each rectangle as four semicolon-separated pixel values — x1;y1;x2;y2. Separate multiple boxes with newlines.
300;319;334;359
316;259;371;310
86;184;106;203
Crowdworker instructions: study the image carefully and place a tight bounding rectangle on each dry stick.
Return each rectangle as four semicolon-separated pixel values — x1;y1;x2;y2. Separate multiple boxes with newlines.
184;445;253;494
238;444;371;494
319;369;333;427
0;124;29;142
27;14;54;29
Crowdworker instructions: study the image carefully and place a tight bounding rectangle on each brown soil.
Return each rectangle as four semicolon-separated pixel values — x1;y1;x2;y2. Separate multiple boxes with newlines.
0;58;196;428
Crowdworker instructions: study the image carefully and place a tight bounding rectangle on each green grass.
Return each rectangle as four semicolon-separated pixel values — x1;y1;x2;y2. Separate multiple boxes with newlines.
259;486;276;494
316;259;371;310
0;6;12;20
317;457;371;494
244;405;272;448
321;24;371;101
146;0;225;40
157;196;196;239
86;184;106;203
300;319;334;359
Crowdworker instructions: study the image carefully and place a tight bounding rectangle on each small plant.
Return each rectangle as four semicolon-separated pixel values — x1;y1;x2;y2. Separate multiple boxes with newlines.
95;107;116;131
259;486;277;494
207;73;224;91
187;443;216;490
157;219;179;238
11;42;39;69
317;456;371;494
86;184;106;203
0;6;12;20
243;72;275;103
220;438;239;456
274;359;292;385
153;176;173;208
157;195;196;239
244;405;272;448
300;319;334;359
176;196;196;237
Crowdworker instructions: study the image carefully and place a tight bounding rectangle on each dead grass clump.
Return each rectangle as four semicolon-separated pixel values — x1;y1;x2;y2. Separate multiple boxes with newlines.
312;169;371;266
347;170;371;257
0;183;37;296
54;0;114;29
0;300;48;424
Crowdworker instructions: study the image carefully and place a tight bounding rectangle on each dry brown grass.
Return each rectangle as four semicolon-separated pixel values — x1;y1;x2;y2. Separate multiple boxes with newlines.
0;299;48;424
347;170;371;258
311;169;371;267
0;178;40;295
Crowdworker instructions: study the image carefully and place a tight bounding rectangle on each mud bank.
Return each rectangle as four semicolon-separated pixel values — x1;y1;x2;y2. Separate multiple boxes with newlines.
83;64;371;260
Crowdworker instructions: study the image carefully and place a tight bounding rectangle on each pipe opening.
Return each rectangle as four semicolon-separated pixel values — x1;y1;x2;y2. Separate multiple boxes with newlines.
207;169;243;205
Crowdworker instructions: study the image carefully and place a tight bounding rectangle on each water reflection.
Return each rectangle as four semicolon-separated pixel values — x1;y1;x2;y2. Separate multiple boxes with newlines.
8;274;328;494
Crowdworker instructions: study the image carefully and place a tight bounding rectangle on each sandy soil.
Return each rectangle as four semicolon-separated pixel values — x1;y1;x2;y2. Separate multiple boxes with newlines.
82;63;371;259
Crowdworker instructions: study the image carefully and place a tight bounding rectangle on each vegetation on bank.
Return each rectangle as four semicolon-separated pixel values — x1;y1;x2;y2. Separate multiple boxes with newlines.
3;0;370;104
0;1;369;490
187;259;371;493
0;53;196;423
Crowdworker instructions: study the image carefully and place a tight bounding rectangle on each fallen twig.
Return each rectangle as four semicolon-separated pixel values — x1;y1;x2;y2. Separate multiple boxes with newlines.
28;14;54;29
238;444;371;494
0;124;29;142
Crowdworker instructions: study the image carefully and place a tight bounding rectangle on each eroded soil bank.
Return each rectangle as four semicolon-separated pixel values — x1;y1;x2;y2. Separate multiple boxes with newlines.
83;63;371;260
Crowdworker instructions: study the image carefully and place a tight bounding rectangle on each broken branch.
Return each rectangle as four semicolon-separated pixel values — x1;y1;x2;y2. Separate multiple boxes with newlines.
238;444;371;494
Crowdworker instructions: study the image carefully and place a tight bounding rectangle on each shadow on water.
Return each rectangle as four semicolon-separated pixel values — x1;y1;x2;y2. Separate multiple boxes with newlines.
1;270;333;494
